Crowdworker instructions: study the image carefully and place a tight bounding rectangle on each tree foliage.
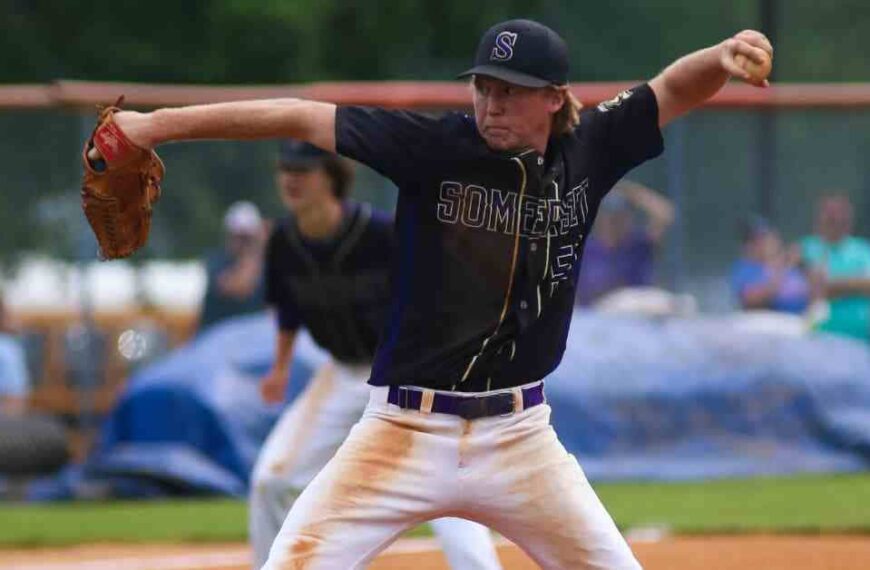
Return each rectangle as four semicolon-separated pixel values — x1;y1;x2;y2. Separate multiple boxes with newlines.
3;1;867;84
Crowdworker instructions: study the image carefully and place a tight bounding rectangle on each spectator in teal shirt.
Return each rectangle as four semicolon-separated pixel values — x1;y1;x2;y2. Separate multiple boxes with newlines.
801;194;870;342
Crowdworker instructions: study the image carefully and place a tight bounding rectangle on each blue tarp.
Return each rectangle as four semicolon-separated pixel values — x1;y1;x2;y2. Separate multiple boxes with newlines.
547;315;870;480
28;311;870;500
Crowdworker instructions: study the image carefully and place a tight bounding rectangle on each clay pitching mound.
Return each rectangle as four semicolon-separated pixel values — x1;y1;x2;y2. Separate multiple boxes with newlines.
1;535;869;569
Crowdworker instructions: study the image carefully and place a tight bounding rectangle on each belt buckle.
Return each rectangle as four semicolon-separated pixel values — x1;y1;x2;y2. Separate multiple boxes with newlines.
455;393;514;420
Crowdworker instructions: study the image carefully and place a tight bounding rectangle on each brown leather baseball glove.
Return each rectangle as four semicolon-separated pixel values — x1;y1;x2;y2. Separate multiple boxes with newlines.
81;98;163;260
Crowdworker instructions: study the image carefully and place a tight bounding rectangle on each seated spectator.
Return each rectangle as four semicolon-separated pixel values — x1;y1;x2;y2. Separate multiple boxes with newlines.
801;194;870;342
198;201;267;333
576;180;674;306
0;295;29;416
731;216;810;314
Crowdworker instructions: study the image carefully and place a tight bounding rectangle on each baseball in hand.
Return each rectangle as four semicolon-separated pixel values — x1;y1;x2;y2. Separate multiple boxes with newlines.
735;51;772;86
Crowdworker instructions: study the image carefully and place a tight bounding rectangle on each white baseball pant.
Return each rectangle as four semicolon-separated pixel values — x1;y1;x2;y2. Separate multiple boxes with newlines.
261;381;642;570
249;362;503;569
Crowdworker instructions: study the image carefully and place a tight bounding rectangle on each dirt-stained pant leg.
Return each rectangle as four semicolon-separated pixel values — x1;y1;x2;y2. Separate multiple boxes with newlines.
249;362;371;568
462;404;643;570
252;373;503;570
261;389;493;570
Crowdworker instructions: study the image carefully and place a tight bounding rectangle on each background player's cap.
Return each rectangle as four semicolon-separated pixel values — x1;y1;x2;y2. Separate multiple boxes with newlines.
278;139;330;169
458;19;569;88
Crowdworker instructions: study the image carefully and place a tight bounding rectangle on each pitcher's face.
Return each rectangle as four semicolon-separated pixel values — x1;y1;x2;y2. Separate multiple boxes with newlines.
472;76;562;152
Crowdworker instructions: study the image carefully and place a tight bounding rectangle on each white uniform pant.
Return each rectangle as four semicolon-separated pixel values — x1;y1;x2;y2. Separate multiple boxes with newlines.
262;382;642;570
249;363;502;569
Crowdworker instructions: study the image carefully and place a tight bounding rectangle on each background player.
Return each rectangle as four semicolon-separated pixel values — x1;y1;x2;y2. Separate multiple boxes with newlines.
249;139;502;569
87;18;774;570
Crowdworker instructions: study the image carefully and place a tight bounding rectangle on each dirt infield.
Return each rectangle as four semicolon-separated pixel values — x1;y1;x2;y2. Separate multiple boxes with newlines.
1;535;868;569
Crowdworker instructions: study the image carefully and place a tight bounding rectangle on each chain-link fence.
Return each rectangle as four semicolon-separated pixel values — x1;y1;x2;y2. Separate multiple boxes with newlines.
1;84;868;311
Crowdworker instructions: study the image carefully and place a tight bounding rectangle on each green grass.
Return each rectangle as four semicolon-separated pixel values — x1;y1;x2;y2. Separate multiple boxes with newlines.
0;499;248;546
594;473;870;534
0;498;430;547
1;474;868;547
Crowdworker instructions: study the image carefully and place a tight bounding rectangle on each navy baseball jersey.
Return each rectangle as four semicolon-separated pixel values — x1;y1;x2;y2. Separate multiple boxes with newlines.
336;84;664;391
264;202;393;364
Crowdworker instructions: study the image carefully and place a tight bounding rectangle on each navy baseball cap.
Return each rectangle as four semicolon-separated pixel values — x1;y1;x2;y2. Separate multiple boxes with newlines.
278;139;330;169
458;19;569;88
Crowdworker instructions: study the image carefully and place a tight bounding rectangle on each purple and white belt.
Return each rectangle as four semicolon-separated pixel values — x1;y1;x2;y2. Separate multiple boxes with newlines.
387;382;545;420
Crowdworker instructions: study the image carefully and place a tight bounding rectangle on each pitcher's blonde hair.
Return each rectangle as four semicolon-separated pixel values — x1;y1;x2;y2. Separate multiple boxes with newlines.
552;86;582;135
